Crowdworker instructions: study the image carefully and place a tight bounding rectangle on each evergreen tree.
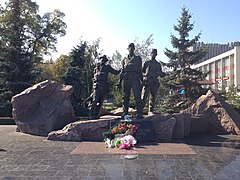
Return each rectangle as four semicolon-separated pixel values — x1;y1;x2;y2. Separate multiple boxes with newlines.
161;7;207;113
62;41;88;116
0;0;37;116
0;37;12;116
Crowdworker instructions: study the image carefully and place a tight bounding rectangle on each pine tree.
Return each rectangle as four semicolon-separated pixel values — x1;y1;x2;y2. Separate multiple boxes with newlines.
161;7;208;113
0;0;38;116
62;41;88;116
0;40;12;116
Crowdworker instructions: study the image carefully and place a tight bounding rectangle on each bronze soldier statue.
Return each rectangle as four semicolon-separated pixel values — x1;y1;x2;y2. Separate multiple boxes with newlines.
118;43;143;119
142;49;165;115
85;55;119;119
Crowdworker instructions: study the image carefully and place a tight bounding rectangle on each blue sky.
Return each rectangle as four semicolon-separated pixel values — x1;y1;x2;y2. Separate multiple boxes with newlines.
6;0;240;62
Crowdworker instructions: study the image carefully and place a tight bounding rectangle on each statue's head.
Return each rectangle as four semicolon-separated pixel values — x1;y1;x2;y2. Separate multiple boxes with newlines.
128;43;135;53
99;55;108;64
152;49;157;54
151;48;158;58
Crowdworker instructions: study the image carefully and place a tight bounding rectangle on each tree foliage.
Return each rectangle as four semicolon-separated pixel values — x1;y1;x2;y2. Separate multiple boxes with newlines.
109;50;122;70
0;0;66;116
37;59;55;82
221;85;240;110
108;51;122;105
52;54;71;82
161;7;208;113
84;38;102;96
62;41;87;116
134;34;154;63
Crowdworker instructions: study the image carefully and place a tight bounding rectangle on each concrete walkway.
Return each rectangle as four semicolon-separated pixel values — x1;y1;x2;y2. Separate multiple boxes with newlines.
1;125;240;179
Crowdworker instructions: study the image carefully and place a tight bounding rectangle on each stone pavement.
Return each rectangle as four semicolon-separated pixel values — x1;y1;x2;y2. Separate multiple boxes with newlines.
70;142;196;155
1;125;240;180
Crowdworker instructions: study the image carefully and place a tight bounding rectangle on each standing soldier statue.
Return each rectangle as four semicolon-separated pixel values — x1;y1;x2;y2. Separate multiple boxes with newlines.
118;43;143;119
142;49;165;115
85;55;119;119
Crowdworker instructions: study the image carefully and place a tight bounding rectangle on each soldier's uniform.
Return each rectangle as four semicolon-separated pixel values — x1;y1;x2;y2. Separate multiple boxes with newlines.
88;56;119;119
142;59;164;113
121;54;143;119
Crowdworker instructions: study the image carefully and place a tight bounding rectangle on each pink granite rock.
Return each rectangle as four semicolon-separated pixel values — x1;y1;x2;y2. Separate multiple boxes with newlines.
172;112;191;139
47;123;82;141
147;114;176;141
11;80;76;136
48;118;112;141
183;90;240;135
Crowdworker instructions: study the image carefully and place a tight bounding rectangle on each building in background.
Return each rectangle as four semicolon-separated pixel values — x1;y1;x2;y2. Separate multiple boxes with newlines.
191;42;240;92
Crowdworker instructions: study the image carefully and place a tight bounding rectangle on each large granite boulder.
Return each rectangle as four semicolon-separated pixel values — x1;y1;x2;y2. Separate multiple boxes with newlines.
183;90;240;135
12;80;76;136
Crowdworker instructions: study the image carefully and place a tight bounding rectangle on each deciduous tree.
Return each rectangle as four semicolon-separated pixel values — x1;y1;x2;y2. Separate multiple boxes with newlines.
52;54;71;82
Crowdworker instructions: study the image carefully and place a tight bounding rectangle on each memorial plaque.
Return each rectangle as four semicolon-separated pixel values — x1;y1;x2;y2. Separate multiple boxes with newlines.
132;121;155;142
110;120;155;142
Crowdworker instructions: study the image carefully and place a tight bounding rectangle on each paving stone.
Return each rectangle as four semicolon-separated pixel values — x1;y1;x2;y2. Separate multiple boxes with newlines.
35;176;71;180
71;177;105;180
55;169;90;176
24;170;58;176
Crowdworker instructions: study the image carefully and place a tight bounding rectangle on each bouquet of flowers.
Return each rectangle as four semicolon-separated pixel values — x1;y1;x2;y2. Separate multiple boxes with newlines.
103;122;137;149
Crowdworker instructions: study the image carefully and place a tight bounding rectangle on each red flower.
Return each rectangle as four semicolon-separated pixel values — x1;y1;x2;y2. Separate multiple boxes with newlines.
111;123;137;135
111;126;119;134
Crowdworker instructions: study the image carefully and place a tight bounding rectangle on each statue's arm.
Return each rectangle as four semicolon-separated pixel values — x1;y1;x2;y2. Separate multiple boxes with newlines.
108;65;120;75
